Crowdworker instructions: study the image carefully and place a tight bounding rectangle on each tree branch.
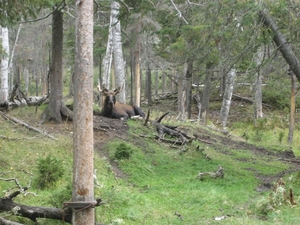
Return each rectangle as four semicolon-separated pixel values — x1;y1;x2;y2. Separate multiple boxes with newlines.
169;0;189;24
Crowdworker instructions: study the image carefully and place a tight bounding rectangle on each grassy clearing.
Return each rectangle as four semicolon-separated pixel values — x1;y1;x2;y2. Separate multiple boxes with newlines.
0;106;300;225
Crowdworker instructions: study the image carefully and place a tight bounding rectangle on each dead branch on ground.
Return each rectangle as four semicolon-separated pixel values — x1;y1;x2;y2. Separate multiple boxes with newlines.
0;112;56;140
197;165;224;180
149;111;193;145
0;173;103;224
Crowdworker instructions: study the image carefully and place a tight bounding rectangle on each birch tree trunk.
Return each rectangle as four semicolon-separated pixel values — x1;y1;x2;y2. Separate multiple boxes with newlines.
111;0;126;103
220;68;236;132
102;13;113;88
134;16;141;107
73;0;95;224
0;27;9;102
254;48;263;119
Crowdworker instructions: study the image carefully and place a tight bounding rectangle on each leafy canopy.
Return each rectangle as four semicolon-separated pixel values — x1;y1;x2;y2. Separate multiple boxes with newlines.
0;0;60;26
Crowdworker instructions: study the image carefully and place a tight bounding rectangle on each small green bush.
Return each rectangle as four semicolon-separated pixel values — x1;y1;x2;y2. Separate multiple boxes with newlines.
35;155;65;189
113;143;133;160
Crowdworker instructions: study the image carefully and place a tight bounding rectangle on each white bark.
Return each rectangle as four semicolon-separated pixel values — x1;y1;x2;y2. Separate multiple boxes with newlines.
111;0;126;103
102;12;113;88
9;24;22;80
254;48;263;118
220;68;236;131
0;27;9;102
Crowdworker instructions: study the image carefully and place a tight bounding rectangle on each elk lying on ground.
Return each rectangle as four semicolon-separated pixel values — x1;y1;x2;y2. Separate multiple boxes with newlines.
97;84;145;120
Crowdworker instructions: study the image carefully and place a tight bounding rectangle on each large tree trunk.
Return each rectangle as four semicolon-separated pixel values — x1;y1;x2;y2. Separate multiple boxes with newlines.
220;68;236;132
0;27;9;102
41;8;73;123
111;0;126;103
260;10;300;82
73;0;95;224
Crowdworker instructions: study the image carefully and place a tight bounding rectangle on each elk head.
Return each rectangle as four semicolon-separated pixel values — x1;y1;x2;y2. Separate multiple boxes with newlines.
97;84;123;109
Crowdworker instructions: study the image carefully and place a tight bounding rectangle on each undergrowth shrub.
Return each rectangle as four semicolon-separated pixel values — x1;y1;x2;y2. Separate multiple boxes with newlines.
34;155;64;189
251;177;297;217
113;143;133;160
278;131;285;144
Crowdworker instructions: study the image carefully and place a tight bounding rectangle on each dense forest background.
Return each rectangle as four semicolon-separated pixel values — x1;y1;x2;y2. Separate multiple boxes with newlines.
1;1;300;126
1;1;300;225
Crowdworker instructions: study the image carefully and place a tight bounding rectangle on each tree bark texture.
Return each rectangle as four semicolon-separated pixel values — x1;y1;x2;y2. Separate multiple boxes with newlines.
220;68;236;131
134;16;141;107
260;10;300;82
41;9;73;123
111;0;126;103
0;27;9;102
102;12;113;89
200;63;213;124
177;61;192;121
146;66;152;104
254;47;263;119
288;71;296;145
73;0;95;224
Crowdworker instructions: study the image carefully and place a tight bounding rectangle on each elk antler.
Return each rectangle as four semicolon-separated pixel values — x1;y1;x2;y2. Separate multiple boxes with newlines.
113;82;125;94
97;84;109;93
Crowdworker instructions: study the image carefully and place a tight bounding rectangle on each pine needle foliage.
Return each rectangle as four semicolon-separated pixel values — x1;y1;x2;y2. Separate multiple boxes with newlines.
35;155;65;189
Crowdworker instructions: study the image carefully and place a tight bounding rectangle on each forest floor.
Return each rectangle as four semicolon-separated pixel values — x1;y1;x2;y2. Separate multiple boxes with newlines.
7;100;300;193
37;112;300;192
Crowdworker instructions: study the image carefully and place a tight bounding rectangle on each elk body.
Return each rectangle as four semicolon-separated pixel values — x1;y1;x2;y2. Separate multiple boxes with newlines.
98;84;145;120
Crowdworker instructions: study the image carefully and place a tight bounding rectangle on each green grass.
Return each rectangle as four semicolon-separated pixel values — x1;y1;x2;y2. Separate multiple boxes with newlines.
1;106;300;225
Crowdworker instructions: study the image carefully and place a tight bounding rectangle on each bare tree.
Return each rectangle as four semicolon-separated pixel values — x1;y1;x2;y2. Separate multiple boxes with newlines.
72;0;95;224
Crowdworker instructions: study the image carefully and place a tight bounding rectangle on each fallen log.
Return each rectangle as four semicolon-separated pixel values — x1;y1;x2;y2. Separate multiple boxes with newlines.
0;190;103;224
197;165;224;180
0;96;48;112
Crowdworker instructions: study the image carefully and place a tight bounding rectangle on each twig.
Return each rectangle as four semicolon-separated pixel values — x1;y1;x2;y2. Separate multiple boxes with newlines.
169;0;189;24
